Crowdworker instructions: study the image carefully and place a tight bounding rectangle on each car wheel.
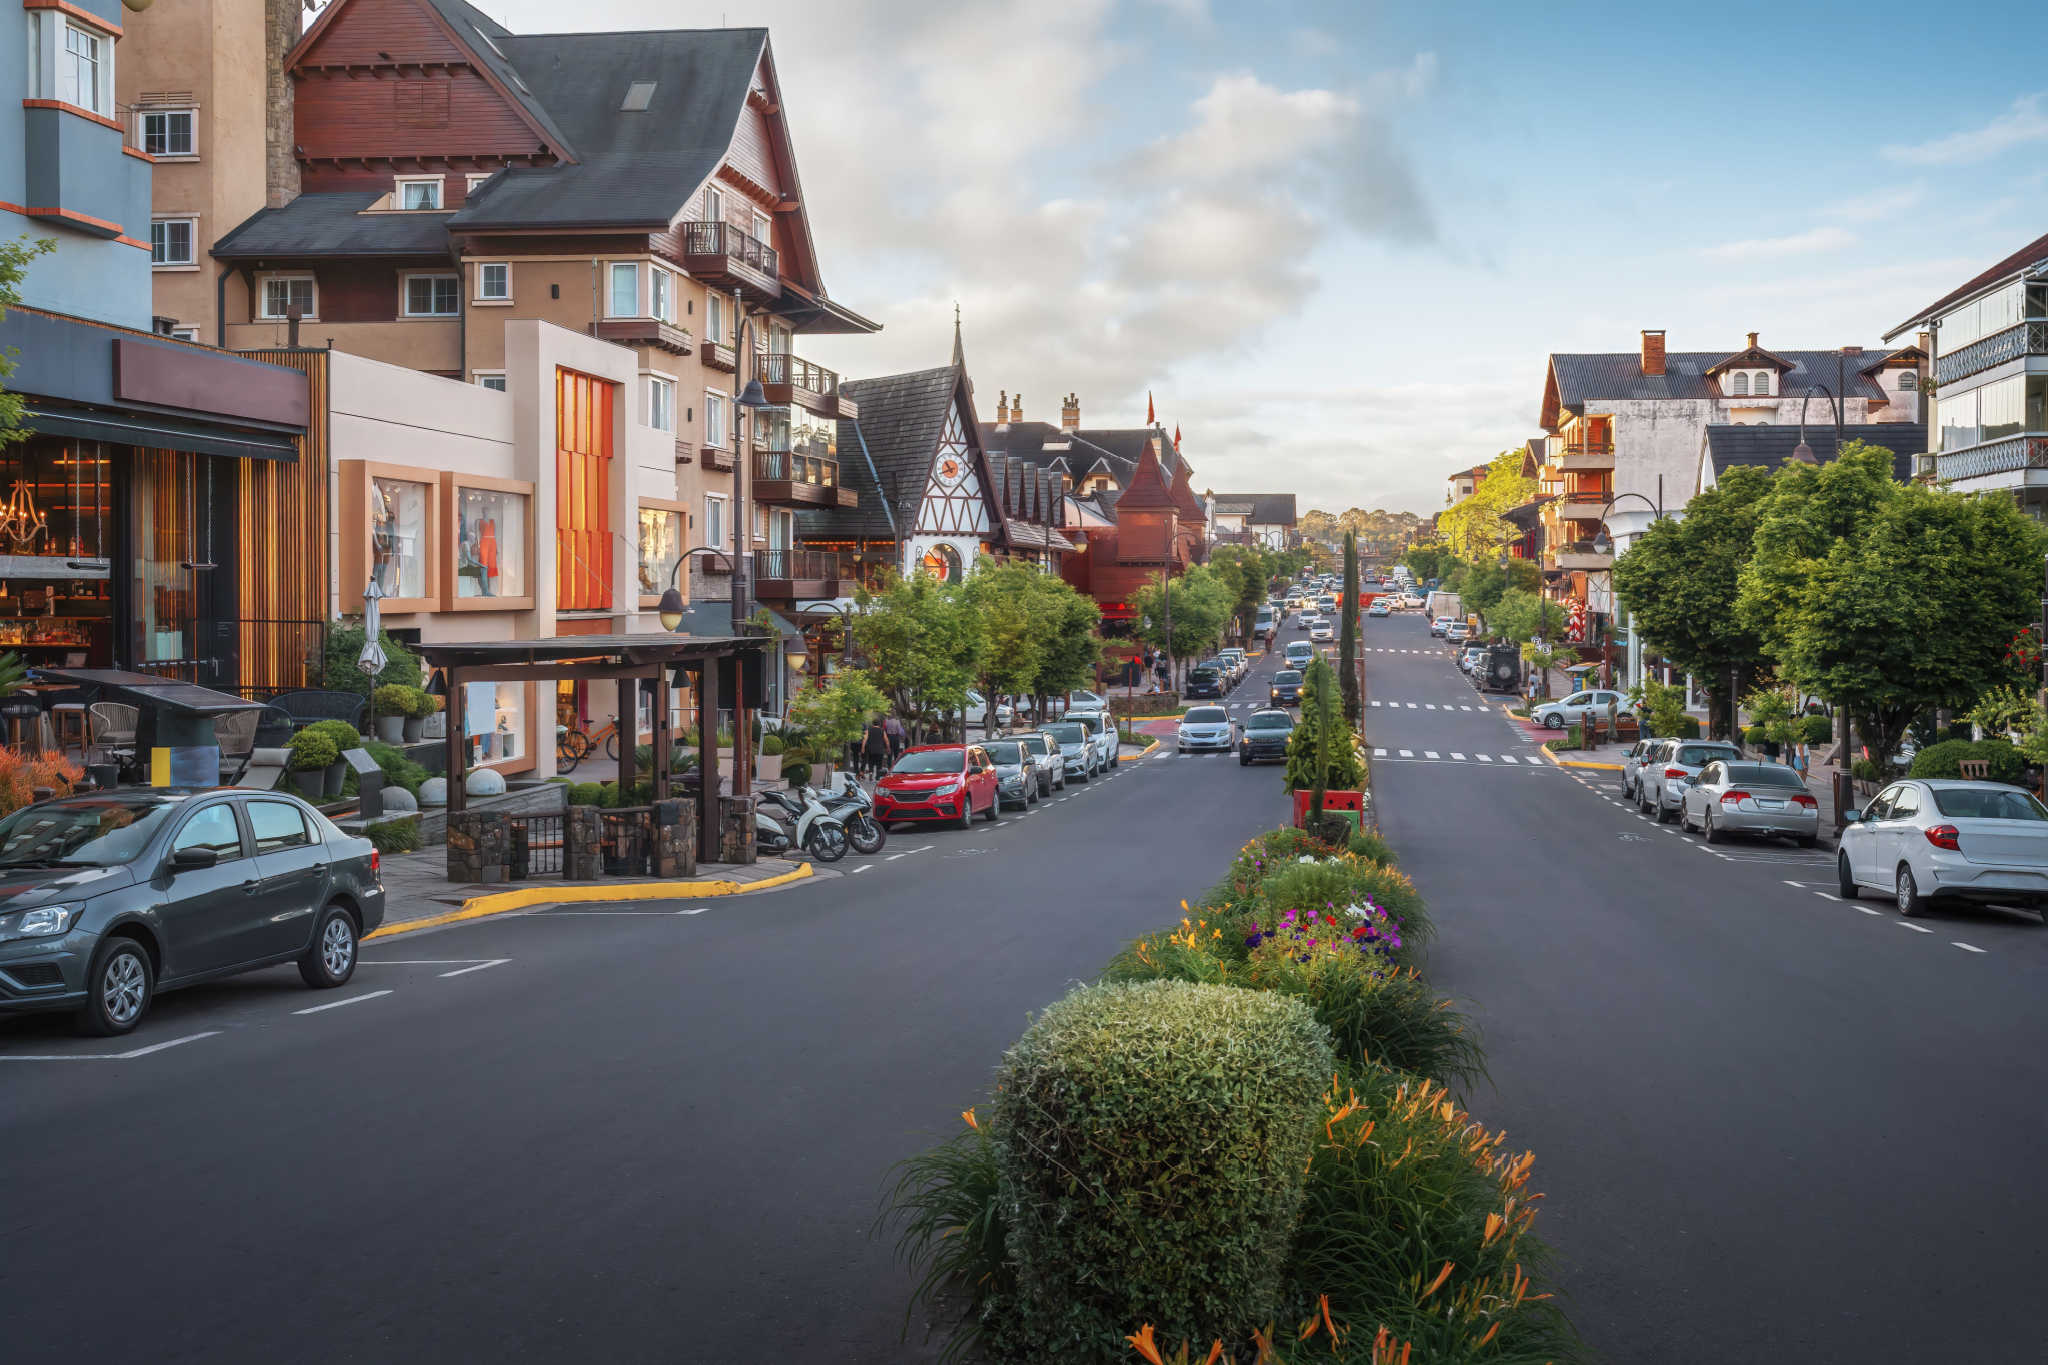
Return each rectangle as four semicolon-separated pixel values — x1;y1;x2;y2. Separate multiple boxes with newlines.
1703;808;1724;844
77;936;153;1037
1837;852;1859;899
1543;714;1564;730
984;794;999;823
1678;803;1693;833
298;903;359;989
1239;750;1251;766
1895;863;1926;918
1655;797;1674;825
957;797;974;830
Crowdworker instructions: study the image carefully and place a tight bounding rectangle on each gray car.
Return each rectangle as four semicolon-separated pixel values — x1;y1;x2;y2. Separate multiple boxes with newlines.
1020;730;1067;793
1680;760;1820;846
981;738;1041;810
1637;739;1742;822
1068;709;1120;769
0;789;386;1036
1043;721;1097;781
1620;737;1665;799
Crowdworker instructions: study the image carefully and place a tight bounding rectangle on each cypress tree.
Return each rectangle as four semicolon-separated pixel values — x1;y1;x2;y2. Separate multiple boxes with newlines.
1339;530;1361;723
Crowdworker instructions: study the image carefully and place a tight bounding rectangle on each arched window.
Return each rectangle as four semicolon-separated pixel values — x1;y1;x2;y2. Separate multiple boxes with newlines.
920;543;963;583
1898;371;1917;392
1753;371;1770;396
1730;372;1749;396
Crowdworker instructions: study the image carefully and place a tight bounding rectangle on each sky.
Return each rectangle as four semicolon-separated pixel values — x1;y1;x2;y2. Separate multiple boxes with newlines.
478;0;2048;516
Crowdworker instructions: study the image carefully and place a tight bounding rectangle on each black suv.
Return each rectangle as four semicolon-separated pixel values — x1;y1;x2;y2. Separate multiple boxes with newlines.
1269;669;1303;706
1239;710;1295;765
1184;667;1224;700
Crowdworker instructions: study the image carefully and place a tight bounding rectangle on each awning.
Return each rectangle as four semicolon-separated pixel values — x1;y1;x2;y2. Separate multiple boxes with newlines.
26;406;299;463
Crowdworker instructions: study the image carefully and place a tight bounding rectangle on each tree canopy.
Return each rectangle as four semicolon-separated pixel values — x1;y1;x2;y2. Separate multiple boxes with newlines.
1436;450;1535;561
1;236;57;449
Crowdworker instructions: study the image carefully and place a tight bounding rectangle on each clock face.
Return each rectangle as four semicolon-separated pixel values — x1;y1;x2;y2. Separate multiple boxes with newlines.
938;458;961;484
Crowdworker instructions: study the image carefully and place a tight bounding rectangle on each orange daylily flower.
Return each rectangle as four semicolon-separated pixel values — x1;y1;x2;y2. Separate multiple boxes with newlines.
1419;1261;1455;1300
1125;1323;1166;1365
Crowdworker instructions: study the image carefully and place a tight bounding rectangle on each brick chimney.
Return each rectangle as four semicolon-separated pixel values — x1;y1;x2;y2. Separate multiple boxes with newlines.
1061;392;1080;430
1746;331;1759;349
1012;393;1022;422
996;390;1010;426
1641;330;1666;376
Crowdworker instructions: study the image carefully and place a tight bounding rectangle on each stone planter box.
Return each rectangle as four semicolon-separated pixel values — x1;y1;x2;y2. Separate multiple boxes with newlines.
375;715;407;744
324;760;347;798
755;753;781;783
403;715;426;743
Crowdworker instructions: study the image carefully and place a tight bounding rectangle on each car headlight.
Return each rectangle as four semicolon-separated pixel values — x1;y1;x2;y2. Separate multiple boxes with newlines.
17;905;78;937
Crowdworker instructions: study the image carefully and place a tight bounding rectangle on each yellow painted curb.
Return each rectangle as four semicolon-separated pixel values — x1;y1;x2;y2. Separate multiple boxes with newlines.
365;862;814;941
1558;760;1625;771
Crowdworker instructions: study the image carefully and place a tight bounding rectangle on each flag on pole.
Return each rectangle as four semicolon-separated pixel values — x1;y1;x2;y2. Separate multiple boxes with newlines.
1173;424;1181;451
1146;391;1155;425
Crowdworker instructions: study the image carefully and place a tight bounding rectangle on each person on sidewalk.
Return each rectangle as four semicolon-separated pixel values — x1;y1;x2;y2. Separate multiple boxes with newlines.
884;713;906;769
859;718;889;779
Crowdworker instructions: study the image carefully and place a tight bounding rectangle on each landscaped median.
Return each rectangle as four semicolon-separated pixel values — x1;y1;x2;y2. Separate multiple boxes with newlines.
362;863;814;941
885;825;1580;1364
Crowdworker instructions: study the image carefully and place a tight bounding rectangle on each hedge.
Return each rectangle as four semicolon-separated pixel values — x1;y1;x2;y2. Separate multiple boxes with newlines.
1909;737;2027;784
991;981;1332;1362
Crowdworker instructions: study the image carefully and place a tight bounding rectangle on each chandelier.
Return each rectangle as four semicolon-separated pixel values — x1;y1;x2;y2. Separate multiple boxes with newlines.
0;477;47;548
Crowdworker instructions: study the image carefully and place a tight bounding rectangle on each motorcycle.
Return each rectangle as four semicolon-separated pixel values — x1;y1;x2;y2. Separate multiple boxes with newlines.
753;786;850;863
817;776;887;855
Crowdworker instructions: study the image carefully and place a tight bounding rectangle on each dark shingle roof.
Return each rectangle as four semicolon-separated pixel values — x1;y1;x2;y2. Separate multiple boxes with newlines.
1211;492;1296;526
420;0;575;155
449;28;766;230
1887;229;2048;340
797;365;959;542
212;194;456;258
1702;422;1926;485
1550;349;1895;416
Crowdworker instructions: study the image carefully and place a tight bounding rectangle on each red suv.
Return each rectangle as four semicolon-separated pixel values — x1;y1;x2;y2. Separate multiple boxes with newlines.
875;744;1000;829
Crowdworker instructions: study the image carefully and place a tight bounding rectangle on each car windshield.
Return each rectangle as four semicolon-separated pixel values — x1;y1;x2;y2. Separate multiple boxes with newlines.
1189;668;1217;680
1072;715;1104;734
0;797;183;868
1246;713;1291;731
1933;787;2048;820
892;750;964;774
1726;764;1804;787
983;740;1024;764
1046;723;1086;743
1676;745;1738;766
1274;670;1302;684
1184;707;1228;723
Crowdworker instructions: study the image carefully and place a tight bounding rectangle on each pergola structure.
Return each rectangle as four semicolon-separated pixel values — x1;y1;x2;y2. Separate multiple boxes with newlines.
416;634;770;861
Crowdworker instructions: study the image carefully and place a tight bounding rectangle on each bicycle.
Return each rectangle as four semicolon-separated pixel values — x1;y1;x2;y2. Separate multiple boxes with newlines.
555;717;622;773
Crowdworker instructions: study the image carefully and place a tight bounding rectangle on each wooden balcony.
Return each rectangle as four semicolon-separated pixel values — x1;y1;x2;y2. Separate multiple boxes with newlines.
752;451;855;509
680;221;780;303
1554;542;1613;571
673;437;694;465
590;317;692;356
1559;493;1611;519
1559;440;1615;471
701;444;736;473
759;352;848;419
749;549;841;601
700;339;738;373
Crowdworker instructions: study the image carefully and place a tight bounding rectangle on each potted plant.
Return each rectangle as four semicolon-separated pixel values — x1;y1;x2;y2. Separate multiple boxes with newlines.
287;731;339;801
372;684;413;745
399;686;429;743
756;732;784;783
1286;658;1366;838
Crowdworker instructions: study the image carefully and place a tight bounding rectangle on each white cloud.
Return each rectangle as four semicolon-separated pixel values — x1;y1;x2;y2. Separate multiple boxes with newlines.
1130;74;1361;182
1698;226;1856;261
1136;0;1209;26
1883;93;2048;166
1822;183;1923;223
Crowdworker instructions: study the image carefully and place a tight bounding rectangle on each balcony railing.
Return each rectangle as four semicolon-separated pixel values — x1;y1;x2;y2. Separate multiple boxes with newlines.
759;352;837;396
1933;435;2048;481
1935;322;2048;387
1559;440;1615;471
680;222;780;300
754;450;838;488
750;549;840;587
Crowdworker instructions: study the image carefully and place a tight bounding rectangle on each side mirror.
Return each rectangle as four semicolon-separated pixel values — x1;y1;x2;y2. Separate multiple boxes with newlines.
1842;809;1861;823
170;845;219;871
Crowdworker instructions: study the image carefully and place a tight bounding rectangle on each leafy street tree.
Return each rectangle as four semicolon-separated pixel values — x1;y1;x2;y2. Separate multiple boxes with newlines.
1131;564;1232;686
1285;657;1364;819
1209;543;1272;644
1741;450;2047;761
1489;589;1567;646
1025;570;1102;716
1436;450;1536;561
1;236;57;449
851;571;984;741
964;559;1047;737
1613;464;1774;739
1338;530;1360;722
787;668;887;767
1401;544;1453;584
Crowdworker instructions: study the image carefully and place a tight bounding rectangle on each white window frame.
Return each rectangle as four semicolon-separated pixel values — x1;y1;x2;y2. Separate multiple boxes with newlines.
703;493;728;551
645;373;676;432
472;371;507;392
704;390;729;450
1753;370;1772;396
1729;372;1748;396
58;19;110;115
138;106;196;159
256;273;317;321
399;271;461;319
394;176;443;211
749;208;771;246
703;185;724;224
607;261;641;318
649;266;676;324
474;261;510;303
1898;370;1916;392
465;171;493;191
705;292;726;349
169;325;200;342
149;217;197;269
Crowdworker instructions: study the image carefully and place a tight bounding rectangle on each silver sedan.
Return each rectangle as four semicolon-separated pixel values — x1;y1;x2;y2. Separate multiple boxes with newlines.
1679;759;1819;846
1839;778;2048;919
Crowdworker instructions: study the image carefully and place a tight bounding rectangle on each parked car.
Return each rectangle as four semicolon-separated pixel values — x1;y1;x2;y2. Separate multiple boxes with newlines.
0;790;386;1036
1177;705;1236;755
1620;737;1664;800
1043;721;1100;781
1430;616;1453;637
1269;669;1304;706
876;744;1001;828
1679;760;1818;846
1444;622;1470;644
1637;740;1742;823
1019;730;1067;793
1400;593;1425;609
980;738;1041;810
1065;690;1109;714
1367;599;1391;618
1531;689;1630;730
1839;778;2048;918
1239;709;1294;765
1184;667;1225;700
1458;644;1488;674
1066;709;1121;769
963;690;1013;731
1309;620;1335;643
1284;641;1315;669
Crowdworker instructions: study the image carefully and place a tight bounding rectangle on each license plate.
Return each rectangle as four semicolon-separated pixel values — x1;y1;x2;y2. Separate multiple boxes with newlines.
1755;799;1784;809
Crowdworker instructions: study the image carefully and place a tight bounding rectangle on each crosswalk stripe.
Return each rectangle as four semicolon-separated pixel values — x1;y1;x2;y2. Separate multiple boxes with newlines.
1398;748;1414;757
1425;703;1437;710
1424;750;1439;759
1450;752;1465;760
1475;754;1492;762
1373;747;1387;756
1499;755;1518;764
1405;702;1417;709
1370;700;1381;707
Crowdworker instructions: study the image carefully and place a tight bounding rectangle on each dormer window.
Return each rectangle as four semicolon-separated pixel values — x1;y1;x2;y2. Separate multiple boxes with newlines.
1731;373;1749;396
1898;370;1916;392
1754;371;1772;396
395;176;442;210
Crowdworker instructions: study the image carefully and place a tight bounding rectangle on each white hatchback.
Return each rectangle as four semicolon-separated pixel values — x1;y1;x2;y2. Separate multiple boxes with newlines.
1839;778;2048;919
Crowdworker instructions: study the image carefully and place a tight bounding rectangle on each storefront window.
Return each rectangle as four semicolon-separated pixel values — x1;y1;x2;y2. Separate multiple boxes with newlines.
371;477;429;598
639;507;682;597
454;486;528;599
464;680;525;764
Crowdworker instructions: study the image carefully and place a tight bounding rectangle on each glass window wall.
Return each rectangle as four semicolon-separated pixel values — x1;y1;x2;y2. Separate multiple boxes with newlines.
370;476;429;598
638;507;682;598
454;486;527;599
464;681;526;764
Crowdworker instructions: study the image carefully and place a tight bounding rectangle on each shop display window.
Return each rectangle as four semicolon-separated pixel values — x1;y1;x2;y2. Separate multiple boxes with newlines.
371;477;430;599
638;505;683;601
465;680;526;765
454;486;528;599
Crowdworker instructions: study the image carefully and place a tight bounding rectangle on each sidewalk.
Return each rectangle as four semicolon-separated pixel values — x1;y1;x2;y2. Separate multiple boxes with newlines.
372;850;814;939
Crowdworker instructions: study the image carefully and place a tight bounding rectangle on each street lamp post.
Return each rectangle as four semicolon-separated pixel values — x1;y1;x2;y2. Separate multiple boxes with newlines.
1590;482;1665;696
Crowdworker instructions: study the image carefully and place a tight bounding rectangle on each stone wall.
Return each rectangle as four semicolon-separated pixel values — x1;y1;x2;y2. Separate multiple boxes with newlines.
717;797;756;865
446;810;508;884
652;799;697;878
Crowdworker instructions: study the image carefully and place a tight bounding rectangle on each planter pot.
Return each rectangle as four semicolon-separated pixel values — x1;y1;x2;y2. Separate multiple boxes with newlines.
291;768;325;800
717;747;735;780
421;714;446;740
755;753;782;783
403;715;426;743
324;760;346;799
376;715;407;744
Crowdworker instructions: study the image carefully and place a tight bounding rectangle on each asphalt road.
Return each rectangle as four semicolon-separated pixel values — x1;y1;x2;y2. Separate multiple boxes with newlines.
1364;611;2048;1364
0;648;1303;1363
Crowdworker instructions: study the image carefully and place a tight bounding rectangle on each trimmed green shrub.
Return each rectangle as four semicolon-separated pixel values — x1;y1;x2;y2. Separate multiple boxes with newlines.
322;623;421;694
783;758;812;787
597;782;622;808
1742;724;1767;745
1852;758;1884;782
286;731;338;772
372;683;416;717
1910;737;2028;784
366;815;421;854
1799;715;1834;746
1673;714;1703;738
567;782;604;806
760;733;784;756
344;740;427;798
301;719;364;754
991;981;1333;1362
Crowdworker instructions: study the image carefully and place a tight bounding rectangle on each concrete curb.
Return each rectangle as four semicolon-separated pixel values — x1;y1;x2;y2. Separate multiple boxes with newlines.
364;863;815;941
1536;744;1625;772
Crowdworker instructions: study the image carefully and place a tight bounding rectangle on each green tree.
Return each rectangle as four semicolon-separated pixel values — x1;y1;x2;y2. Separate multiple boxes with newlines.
1613;464;1773;739
1401;544;1452;584
0;236;56;450
1026;571;1102;710
1131;564;1232;685
1338;530;1360;722
1437;450;1536;561
1489;588;1567;646
851;570;985;740
1208;543;1270;644
964;559;1046;737
787;668;886;762
1285;657;1364;805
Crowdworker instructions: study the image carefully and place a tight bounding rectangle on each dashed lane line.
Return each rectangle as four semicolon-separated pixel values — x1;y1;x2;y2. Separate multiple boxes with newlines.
0;1031;220;1063
293;990;392;1016
1898;922;1934;934
438;959;509;978
1953;942;1986;953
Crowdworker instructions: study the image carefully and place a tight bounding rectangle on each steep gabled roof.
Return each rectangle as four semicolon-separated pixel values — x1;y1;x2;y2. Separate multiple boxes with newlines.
1544;348;1897;427
1211;492;1296;526
1115;441;1178;513
212;193;455;258
798;364;965;542
1703;336;1797;377
1887;229;2048;340
1167;459;1205;523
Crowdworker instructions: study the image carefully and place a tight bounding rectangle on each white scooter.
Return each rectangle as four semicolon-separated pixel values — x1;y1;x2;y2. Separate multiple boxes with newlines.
753;785;850;863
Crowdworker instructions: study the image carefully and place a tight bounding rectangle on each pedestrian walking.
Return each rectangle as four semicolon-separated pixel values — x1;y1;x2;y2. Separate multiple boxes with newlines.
884;713;906;767
859;717;890;779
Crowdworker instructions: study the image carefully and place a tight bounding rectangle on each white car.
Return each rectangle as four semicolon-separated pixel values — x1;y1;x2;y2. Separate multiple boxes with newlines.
1636;739;1741;823
964;689;1013;730
1430;616;1453;638
1066;708;1121;769
1400;593;1425;609
1367;600;1391;618
1530;689;1629;730
1840;778;2048;919
1176;704;1235;754
1309;621;1335;642
1065;690;1108;714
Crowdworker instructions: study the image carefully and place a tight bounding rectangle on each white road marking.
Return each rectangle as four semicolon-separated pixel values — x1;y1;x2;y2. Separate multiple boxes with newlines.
1370;700;1381;708
1952;941;1986;953
362;959;490;965
849;864;874;873
1898;922;1933;934
676;907;711;914
438;959;510;978
885;852;908;861
1855;905;1881;916
1450;752;1465;761
1781;880;1804;888
1811;892;1842;903
1476;754;1492;762
1459;705;1474;711
1;1030;222;1063
1424;750;1439;759
911;845;936;853
1499;755;1519;764
1405;702;1418;709
1373;747;1387;757
294;990;392;1016
1398;748;1414;757
1425;703;1437;710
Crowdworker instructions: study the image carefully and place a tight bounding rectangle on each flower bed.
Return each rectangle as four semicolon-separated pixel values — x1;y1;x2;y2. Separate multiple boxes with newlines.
889;825;1580;1364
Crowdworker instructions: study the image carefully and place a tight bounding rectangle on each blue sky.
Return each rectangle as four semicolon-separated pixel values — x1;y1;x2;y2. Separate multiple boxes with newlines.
488;0;2048;514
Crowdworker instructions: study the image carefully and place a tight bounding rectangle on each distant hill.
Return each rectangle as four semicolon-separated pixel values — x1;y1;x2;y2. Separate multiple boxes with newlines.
1300;507;1427;554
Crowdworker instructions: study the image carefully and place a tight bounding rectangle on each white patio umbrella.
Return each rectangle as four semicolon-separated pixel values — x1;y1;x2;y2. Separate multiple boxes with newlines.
360;580;388;736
